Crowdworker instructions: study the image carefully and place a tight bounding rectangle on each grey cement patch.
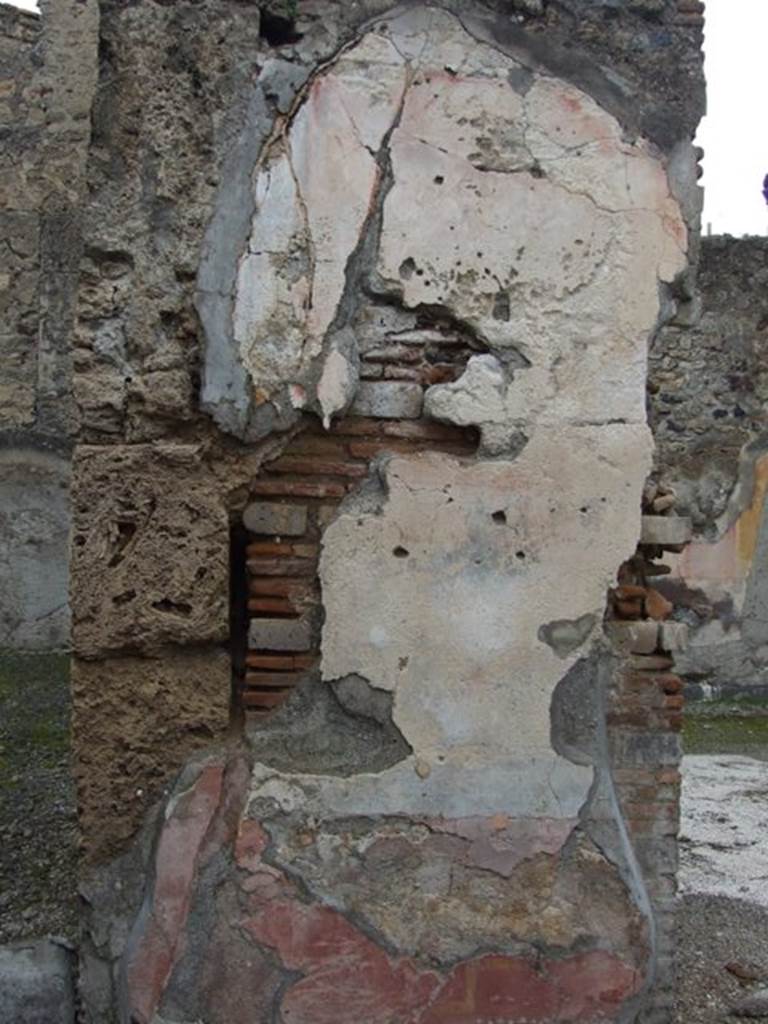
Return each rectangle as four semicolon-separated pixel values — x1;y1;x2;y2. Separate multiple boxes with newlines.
539;613;596;659
247;676;411;776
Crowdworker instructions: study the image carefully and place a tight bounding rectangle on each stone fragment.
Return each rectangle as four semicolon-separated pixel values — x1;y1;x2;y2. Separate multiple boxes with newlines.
726;961;764;983
243;501;307;536
640;515;692;546
249;617;312;651
0;940;76;1024
628;654;674;672
659;621;689;652
538;613;596;658
605;620;660;654
652;493;676;513
351;381;423;419
731;986;768;1017
645;587;673;621
316;328;359;429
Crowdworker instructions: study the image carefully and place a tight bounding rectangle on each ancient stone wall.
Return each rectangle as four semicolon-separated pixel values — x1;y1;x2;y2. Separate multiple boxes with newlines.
65;1;705;1022
0;0;97;650
651;236;768;698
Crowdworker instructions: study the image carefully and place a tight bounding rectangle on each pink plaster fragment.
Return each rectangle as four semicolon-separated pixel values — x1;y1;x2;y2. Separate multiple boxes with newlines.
420;950;642;1024
124;761;225;1024
245;899;441;1024
550;950;642;1021
234;818;269;872
425;815;577;875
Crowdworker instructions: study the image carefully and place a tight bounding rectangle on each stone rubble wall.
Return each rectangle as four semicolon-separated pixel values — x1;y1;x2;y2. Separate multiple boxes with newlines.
650;236;768;698
0;0;97;650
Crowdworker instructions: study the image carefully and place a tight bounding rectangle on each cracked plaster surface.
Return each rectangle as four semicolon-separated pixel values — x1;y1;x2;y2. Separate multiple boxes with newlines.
224;6;686;432
237;6;686;854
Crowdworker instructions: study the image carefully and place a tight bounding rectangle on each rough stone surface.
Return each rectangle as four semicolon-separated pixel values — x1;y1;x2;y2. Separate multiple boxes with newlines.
0;0;98;651
651;238;768;697
0;444;70;650
72;651;230;862
651;238;768;529
71;444;229;658
0;939;76;1024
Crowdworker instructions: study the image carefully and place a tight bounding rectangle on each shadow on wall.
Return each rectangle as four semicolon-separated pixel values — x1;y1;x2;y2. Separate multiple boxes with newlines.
0;444;71;652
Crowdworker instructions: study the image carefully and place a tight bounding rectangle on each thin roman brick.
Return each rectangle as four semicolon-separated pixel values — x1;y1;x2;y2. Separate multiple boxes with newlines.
381;419;474;442
246;557;317;576
326;417;386;437
244;671;304;689
284;434;353;457
266;457;369;478
251;479;348;499
247;597;297;615
245;653;316;671
348;438;422;458
246;542;320;558
248;578;315;599
242;689;294;709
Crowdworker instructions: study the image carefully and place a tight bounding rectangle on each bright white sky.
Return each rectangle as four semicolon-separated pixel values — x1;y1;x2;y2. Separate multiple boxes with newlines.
5;0;767;235
696;0;768;236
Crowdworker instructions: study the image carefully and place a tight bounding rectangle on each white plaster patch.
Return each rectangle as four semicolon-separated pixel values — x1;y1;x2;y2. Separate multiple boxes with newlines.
239;8;684;843
232;33;407;393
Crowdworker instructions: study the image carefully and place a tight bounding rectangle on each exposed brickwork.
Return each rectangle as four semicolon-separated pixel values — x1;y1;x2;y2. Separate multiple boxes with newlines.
241;415;476;723
605;480;692;1022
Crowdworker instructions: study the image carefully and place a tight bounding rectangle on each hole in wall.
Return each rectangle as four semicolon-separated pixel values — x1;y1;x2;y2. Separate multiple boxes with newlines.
492;510;507;524
259;8;303;47
393;545;409;558
399;257;416;280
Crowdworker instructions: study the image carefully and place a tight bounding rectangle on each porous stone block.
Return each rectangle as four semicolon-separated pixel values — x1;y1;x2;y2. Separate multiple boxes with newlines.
351;381;423;420
70;443;229;657
243;501;308;536
0;940;75;1024
249;617;312;651
640;515;692;546
72;648;230;862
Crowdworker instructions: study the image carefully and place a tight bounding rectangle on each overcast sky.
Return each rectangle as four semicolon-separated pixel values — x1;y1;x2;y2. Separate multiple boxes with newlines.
696;0;768;236
6;0;767;235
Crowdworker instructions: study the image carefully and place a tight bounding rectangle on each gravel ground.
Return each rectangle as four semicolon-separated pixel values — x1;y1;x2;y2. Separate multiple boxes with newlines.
0;652;78;944
676;749;768;1023
675;894;768;1023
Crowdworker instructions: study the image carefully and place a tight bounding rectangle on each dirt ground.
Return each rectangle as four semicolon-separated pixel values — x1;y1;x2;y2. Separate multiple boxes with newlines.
0;652;78;944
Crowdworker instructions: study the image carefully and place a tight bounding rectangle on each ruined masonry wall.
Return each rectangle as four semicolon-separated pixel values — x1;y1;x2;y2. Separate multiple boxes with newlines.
65;2;705;1022
0;0;97;650
651;236;768;697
